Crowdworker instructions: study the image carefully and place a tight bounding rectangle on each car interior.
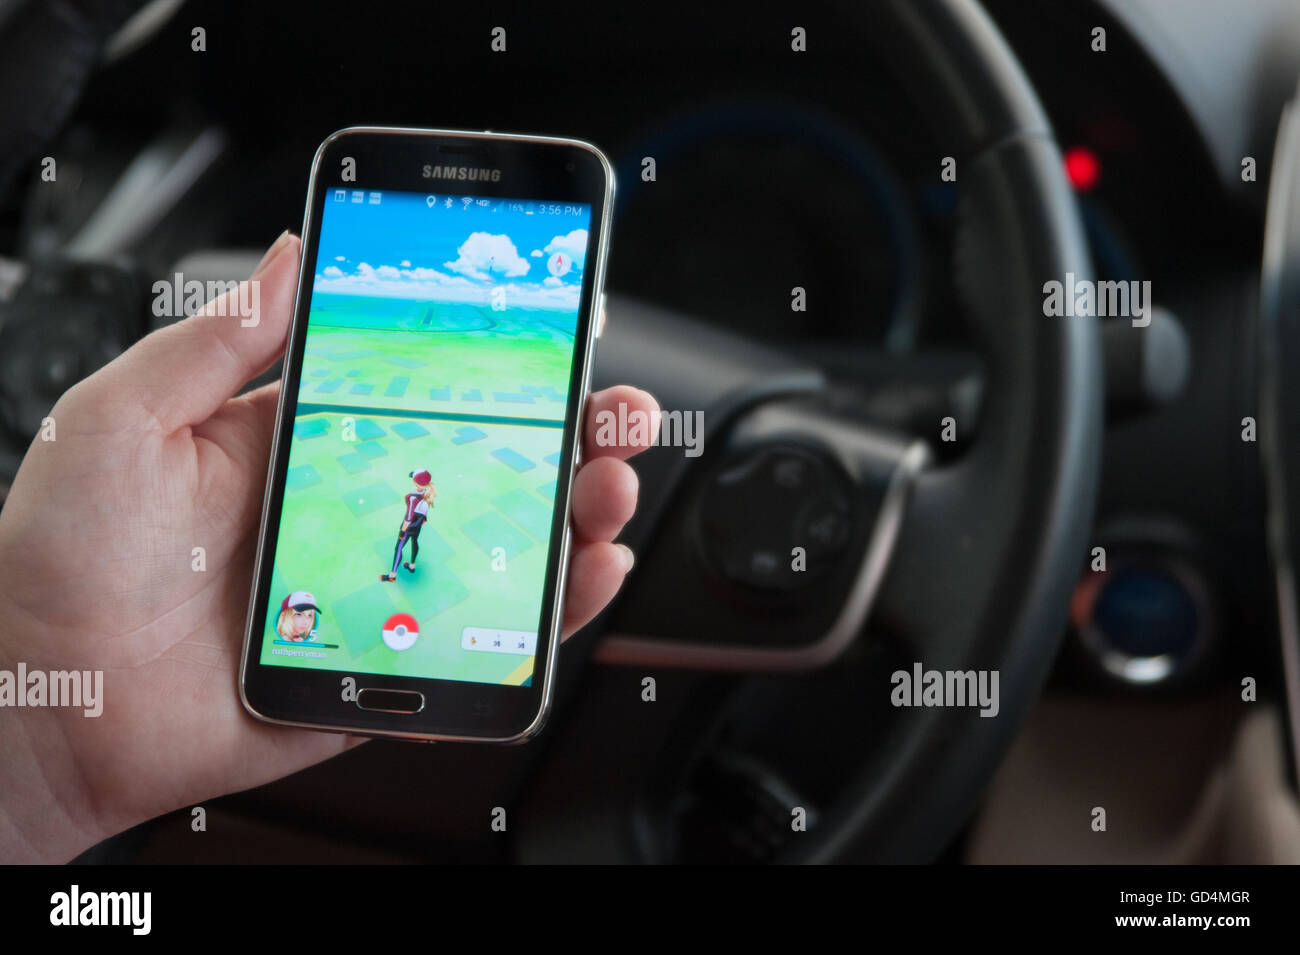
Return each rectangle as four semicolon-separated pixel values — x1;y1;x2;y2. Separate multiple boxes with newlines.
3;0;1300;864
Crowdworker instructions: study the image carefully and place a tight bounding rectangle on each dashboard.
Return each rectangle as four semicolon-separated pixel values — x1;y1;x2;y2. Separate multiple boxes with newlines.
0;0;1297;865
0;0;1296;697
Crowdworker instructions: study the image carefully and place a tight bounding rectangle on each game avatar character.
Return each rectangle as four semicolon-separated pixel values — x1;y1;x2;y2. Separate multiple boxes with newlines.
275;591;322;643
382;468;436;582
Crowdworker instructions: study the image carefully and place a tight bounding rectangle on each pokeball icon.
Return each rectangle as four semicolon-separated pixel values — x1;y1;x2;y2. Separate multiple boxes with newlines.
381;613;419;651
546;252;571;277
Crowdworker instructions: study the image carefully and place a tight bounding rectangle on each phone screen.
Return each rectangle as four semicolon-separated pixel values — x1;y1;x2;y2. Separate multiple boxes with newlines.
258;187;593;688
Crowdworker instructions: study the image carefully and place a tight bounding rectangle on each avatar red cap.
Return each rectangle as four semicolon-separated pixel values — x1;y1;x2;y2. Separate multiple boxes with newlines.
280;590;320;613
410;469;432;486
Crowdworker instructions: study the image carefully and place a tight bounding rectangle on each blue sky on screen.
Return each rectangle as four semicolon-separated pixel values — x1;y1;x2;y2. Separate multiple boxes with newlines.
313;189;591;310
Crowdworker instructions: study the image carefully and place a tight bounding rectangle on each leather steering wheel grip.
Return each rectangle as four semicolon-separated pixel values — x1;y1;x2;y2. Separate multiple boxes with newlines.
785;0;1103;862
0;0;145;200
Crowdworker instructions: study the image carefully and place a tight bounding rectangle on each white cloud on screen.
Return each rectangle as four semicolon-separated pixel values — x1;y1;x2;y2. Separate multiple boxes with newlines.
313;262;578;309
443;232;530;281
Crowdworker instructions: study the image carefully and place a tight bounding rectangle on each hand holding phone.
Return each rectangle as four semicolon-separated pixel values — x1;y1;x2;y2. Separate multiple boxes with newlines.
0;221;653;861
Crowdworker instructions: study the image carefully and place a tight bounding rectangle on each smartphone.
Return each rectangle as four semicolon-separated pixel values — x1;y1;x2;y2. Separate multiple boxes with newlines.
240;127;612;743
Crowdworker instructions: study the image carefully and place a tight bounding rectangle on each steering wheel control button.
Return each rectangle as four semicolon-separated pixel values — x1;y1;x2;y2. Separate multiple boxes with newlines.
698;446;855;591
796;502;851;557
355;688;425;714
772;456;808;489
749;550;781;578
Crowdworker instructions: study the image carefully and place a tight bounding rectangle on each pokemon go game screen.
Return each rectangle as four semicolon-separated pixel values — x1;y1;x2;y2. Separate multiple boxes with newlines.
259;188;593;687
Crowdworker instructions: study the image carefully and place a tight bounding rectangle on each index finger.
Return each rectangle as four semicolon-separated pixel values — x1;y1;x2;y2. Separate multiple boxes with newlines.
583;386;661;462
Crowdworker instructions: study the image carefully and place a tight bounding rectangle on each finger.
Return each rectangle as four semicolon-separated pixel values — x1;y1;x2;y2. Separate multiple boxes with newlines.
93;232;300;434
243;378;284;433
189;379;282;471
583;385;660;462
571;455;638;543
561;539;635;639
232;380;284;457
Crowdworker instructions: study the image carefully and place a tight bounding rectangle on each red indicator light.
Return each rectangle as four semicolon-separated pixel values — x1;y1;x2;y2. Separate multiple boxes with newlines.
1064;146;1101;192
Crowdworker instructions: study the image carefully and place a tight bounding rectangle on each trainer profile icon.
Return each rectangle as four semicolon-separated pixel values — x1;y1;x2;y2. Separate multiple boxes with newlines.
276;591;322;643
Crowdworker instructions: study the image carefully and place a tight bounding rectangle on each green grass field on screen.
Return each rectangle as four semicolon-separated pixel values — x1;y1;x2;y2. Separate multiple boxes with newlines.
260;297;578;686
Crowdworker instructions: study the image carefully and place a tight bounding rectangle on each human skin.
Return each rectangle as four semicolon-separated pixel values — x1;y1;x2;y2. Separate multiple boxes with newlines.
0;232;656;862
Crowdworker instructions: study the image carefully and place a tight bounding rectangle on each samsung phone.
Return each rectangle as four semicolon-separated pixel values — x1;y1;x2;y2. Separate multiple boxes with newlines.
240;127;612;742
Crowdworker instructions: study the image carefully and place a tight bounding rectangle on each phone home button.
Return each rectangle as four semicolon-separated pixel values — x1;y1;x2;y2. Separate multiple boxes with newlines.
356;688;425;714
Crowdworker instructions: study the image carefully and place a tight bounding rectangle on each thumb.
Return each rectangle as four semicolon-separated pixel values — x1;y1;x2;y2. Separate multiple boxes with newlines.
93;232;301;434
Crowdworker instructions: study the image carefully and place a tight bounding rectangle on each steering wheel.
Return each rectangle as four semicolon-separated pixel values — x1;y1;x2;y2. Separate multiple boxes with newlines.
587;0;1102;863
0;0;1101;863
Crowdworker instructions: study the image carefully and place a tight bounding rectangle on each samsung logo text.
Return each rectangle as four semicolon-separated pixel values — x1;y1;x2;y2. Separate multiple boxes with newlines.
422;165;501;182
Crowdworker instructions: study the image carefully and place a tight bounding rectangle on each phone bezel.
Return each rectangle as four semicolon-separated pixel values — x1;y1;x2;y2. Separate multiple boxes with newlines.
239;126;612;743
